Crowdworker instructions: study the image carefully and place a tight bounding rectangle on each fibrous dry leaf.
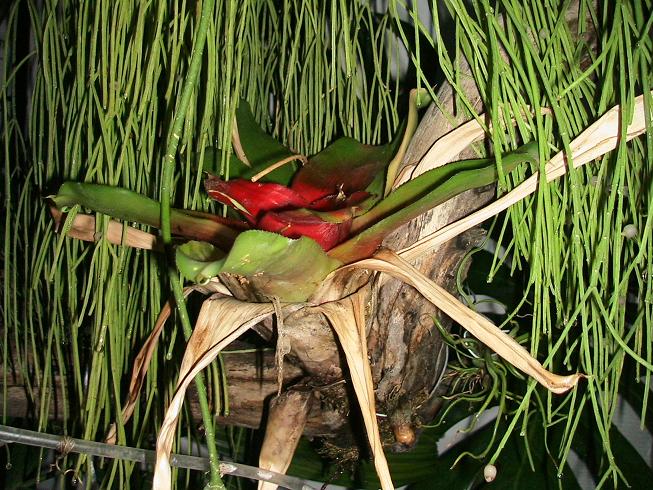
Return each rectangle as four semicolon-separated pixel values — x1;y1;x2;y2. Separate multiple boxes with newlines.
257;390;314;490
353;249;583;394
153;296;302;490
319;287;395;490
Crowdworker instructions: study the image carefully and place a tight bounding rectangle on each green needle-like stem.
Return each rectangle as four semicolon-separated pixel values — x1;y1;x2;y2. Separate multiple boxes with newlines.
168;267;225;489
157;0;223;487
160;0;216;242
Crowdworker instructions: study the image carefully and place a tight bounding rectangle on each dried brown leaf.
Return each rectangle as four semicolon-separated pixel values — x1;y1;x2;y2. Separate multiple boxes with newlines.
106;280;231;444
318;289;395;490
231;116;251;166
50;207;160;250
153;296;301;489
257;391;314;490
353;249;583;394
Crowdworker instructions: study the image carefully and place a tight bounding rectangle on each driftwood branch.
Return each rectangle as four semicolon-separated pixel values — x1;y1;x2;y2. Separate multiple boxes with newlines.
0;348;346;437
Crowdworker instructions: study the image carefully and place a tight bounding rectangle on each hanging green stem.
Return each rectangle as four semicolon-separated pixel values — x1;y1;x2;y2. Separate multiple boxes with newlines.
157;0;223;488
168;268;224;489
160;0;216;241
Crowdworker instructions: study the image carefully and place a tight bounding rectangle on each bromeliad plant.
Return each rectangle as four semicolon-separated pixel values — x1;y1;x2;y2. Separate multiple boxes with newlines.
50;88;653;489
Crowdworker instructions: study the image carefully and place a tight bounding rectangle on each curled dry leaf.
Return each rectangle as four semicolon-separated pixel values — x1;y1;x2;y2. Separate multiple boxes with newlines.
250;155;308;182
153;296;303;490
353;249;583;394
231;116;250;166
318;287;395;490
105;279;231;444
400;91;652;261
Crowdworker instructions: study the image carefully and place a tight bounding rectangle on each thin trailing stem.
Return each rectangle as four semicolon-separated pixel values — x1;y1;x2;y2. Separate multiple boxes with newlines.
159;0;216;243
157;0;223;487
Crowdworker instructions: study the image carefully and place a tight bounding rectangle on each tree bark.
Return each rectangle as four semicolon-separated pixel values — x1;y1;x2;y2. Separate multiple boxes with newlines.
0;348;344;437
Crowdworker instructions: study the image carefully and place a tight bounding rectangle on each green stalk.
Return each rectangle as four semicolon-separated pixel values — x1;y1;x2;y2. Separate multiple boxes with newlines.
160;0;216;242
168;267;223;488
156;0;223;487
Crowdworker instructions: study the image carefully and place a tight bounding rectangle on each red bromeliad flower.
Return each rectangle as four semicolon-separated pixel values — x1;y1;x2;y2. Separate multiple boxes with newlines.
204;172;370;251
51;96;537;296
200;98;415;252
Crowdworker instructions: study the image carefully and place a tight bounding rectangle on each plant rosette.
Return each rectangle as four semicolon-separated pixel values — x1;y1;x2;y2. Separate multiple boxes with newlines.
50;90;598;490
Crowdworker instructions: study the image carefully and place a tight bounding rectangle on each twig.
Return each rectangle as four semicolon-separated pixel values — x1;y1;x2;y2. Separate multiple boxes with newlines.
0;425;315;490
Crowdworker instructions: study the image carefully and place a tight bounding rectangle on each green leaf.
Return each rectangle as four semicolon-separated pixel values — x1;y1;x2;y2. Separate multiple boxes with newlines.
220;230;342;302
234;100;296;167
176;232;342;302
202;100;302;185
50;182;239;250
176;241;225;283
329;143;539;263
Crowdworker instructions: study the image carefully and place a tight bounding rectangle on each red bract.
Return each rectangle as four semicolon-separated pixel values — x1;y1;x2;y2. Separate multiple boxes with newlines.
204;175;361;250
258;208;353;251
290;162;376;209
205;177;309;222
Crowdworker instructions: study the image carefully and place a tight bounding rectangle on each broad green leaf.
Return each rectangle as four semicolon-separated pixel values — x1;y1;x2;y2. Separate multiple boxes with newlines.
220;230;342;302
50;182;239;250
203;147;299;187
202;100;302;185
329;143;539;263
176;231;342;302
234;100;298;168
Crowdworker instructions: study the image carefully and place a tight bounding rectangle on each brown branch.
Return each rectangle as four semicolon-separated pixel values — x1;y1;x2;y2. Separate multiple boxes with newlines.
0;349;346;437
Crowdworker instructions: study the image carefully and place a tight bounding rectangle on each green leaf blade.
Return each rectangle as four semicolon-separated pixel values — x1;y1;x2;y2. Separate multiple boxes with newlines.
175;231;342;303
50;182;239;250
330;143;539;263
220;230;342;302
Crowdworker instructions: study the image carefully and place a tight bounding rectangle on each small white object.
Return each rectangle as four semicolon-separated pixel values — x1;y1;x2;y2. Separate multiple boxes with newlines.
219;463;237;475
484;464;497;482
622;224;638;239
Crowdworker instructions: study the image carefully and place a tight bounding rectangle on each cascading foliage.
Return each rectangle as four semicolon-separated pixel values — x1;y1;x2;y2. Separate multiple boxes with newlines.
2;1;403;486
2;0;653;489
